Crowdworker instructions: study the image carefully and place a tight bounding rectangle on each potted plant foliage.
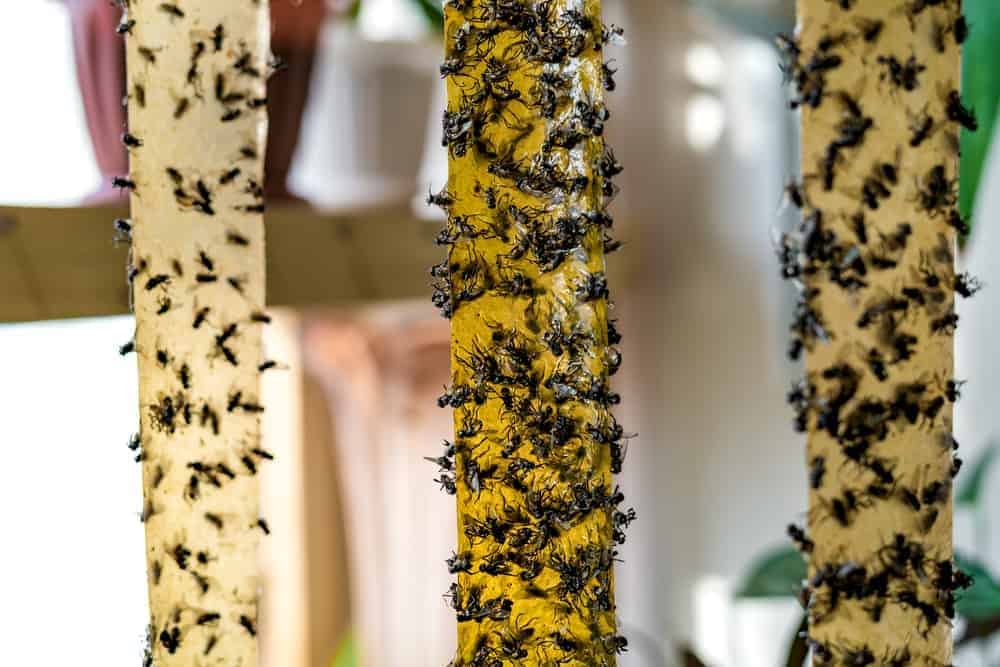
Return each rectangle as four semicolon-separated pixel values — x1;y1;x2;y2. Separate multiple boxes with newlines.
736;443;1000;664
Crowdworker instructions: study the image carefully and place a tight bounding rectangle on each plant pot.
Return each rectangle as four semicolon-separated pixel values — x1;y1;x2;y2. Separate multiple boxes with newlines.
289;22;439;210
413;76;449;221
64;0;128;205
65;0;326;204
268;0;329;201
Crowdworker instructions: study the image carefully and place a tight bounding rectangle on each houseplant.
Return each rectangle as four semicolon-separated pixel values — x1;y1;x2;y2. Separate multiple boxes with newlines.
738;443;1000;664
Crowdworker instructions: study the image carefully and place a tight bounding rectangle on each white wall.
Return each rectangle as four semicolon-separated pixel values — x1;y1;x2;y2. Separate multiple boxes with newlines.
618;4;1000;664
0;318;149;666
616;3;807;663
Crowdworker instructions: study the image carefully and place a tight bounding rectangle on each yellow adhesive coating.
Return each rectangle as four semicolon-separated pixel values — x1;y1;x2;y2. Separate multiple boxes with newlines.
439;1;626;665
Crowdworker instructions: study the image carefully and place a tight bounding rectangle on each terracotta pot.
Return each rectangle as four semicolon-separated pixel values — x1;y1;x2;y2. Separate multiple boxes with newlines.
65;0;327;204
267;0;328;201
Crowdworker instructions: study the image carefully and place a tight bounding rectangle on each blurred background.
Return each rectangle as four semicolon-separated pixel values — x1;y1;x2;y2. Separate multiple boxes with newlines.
2;0;1000;665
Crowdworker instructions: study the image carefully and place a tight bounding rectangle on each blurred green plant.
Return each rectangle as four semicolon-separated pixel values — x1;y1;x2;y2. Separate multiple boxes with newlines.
330;631;358;667
411;0;445;30
737;442;1000;661
345;0;444;31
960;0;1000;238
691;0;999;242
688;0;794;42
735;545;806;598
957;441;999;508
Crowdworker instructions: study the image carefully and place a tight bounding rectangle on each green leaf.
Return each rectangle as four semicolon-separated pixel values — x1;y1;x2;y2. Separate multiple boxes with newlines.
956;442;999;507
736;546;806;598
687;0;794;41
345;0;442;32
956;553;1000;622
331;631;359;667
960;0;1000;238
411;0;444;32
347;0;362;21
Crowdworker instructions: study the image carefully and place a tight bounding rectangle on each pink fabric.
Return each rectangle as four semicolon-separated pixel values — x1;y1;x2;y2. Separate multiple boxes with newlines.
65;0;128;204
65;0;327;203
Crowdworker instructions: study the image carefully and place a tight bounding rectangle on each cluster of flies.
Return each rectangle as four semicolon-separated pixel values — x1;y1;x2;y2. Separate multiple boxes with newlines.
111;1;277;663
427;1;631;665
776;1;978;664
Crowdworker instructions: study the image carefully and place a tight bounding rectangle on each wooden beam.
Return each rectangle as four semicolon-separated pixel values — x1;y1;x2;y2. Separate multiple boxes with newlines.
0;204;635;324
0;204;442;323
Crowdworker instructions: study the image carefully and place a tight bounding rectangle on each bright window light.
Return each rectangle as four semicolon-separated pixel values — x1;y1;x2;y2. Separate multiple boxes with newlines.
692;576;732;666
686;93;726;152
358;0;431;42
685;42;725;88
0;317;147;665
0;3;100;204
693;575;802;667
